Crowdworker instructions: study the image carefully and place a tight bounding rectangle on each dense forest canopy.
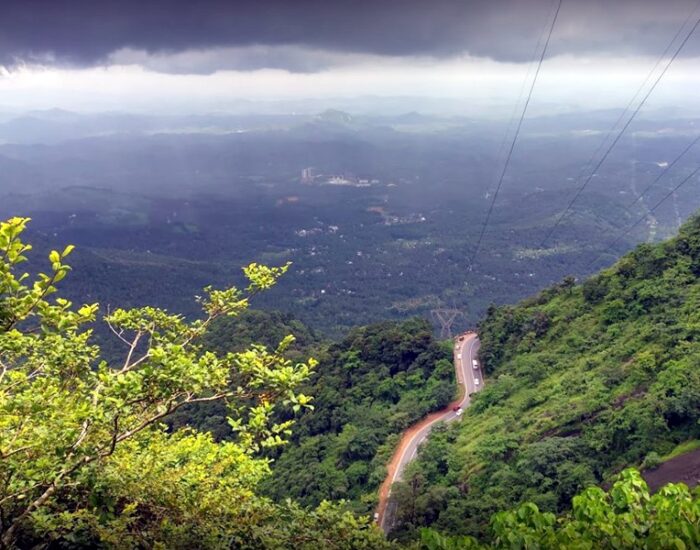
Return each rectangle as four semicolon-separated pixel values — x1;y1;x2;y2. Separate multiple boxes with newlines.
387;214;700;542
262;318;455;513
170;311;456;515
2;216;700;548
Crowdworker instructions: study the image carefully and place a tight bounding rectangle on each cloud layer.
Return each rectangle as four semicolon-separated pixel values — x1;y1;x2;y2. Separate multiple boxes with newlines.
2;0;700;73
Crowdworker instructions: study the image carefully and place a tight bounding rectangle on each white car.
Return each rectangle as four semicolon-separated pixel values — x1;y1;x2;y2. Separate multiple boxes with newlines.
457;353;462;359
474;378;480;386
472;359;479;369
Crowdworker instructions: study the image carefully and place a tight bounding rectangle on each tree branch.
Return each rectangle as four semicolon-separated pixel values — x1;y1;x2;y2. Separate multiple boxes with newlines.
121;331;143;372
105;314;132;347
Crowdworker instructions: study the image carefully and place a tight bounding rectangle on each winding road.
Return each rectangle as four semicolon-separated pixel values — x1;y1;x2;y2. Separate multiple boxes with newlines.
376;331;482;532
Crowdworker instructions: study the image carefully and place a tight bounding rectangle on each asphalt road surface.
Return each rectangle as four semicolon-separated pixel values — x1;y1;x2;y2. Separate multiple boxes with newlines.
377;331;483;532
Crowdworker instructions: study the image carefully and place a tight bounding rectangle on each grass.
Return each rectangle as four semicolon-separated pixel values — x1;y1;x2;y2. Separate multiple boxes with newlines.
661;439;700;462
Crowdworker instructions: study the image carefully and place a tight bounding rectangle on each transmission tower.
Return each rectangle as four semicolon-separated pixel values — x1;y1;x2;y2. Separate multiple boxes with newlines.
430;309;463;340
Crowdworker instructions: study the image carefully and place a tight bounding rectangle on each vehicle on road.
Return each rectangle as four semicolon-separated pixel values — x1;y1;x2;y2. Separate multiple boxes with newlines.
375;335;482;530
472;359;478;369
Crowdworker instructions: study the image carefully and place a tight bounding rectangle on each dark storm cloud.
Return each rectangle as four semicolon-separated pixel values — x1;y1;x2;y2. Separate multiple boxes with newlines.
2;0;700;72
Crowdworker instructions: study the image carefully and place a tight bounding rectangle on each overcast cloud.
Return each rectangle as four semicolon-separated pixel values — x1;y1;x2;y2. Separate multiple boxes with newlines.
2;0;700;73
1;0;700;114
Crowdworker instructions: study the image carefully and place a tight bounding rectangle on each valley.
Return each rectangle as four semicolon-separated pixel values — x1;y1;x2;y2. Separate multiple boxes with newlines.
2;109;698;339
3;1;700;547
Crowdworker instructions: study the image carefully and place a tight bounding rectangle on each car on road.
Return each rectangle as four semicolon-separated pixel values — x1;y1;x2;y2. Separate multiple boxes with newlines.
452;406;463;416
472;359;479;369
474;378;480;386
374;512;379;522
457;353;462;359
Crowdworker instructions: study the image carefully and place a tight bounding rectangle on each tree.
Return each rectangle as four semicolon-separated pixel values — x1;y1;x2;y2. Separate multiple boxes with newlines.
1;217;382;547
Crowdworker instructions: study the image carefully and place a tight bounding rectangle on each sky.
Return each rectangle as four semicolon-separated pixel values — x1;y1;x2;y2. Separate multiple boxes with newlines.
1;0;700;114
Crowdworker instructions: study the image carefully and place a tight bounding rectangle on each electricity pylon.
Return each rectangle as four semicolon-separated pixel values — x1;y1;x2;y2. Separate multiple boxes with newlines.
430;308;463;339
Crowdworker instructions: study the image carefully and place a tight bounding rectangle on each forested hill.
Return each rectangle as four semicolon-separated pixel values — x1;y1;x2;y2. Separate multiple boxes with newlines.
171;312;456;514
3;215;700;548
262;318;455;514
391;214;700;541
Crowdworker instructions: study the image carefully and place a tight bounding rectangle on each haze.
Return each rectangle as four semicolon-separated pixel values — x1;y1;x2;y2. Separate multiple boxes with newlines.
2;0;700;115
1;0;700;334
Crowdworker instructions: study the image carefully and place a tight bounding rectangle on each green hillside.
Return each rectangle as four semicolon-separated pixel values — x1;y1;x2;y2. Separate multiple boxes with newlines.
168;310;456;515
174;311;456;514
4;214;699;548
262;318;455;514
392;214;700;540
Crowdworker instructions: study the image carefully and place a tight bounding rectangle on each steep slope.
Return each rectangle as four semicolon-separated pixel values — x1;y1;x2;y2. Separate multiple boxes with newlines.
390;214;700;540
171;312;456;515
262;318;456;515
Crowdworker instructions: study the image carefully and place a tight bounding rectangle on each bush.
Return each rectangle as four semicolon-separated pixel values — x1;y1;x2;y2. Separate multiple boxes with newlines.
641;451;662;470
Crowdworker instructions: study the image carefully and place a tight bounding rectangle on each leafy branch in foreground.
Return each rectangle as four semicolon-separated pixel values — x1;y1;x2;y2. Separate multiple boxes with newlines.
0;217;322;548
421;469;700;549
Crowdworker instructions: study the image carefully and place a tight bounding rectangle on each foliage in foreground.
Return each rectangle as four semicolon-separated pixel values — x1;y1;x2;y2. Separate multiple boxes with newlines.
0;217;388;549
420;469;700;549
168;311;455;516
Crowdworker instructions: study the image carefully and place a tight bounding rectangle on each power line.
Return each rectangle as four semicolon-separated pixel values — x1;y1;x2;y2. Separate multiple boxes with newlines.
590;164;700;268
490;10;553;194
566;1;700;214
468;0;562;268
539;5;700;247
628;133;700;209
470;7;552;273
